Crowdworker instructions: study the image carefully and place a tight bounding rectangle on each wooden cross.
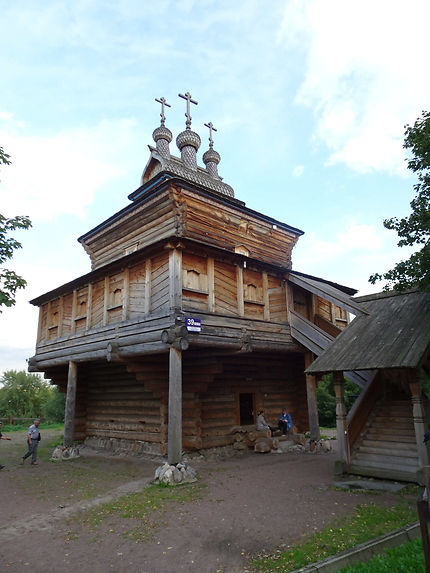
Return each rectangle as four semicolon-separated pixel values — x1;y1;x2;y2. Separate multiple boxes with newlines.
204;122;217;147
178;92;198;129
155;97;171;125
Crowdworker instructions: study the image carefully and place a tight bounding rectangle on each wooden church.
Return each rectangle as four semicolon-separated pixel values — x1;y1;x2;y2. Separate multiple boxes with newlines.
28;93;360;464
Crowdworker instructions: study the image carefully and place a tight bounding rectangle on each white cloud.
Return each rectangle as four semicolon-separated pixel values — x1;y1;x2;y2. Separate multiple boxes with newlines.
278;0;430;174
292;219;415;295
0;115;143;221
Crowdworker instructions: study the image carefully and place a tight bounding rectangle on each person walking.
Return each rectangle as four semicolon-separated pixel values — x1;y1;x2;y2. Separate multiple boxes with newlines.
21;419;41;465
0;421;12;470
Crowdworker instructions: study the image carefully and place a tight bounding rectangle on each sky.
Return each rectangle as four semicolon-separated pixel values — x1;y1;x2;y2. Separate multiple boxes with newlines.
0;0;429;376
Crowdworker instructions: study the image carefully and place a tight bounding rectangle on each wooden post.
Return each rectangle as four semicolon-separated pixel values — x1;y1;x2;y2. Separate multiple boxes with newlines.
57;296;64;338
304;352;320;441
409;373;430;468
169;246;182;310
103;277;109;326
71;290;77;334
64;361;77;448
122;268;130;321
208;256;215;312
168;346;182;465
262;271;270;321
86;283;93;331
333;371;348;473
417;499;430;572
236;265;244;317
145;258;152;315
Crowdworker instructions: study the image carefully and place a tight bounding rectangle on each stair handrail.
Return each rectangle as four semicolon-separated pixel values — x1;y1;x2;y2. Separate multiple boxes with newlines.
346;371;380;450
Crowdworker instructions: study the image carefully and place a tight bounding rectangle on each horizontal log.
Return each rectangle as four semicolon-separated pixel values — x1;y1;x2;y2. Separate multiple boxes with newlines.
86;429;161;442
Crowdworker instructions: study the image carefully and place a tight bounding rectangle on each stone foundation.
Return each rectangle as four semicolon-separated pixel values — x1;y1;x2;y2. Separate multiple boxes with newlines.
84;436;163;457
153;462;198;485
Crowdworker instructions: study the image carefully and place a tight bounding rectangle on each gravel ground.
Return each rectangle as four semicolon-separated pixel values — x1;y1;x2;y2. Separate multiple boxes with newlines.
0;429;407;573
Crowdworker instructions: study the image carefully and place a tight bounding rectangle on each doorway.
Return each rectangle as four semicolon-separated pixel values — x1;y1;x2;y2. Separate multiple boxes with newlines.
239;393;255;425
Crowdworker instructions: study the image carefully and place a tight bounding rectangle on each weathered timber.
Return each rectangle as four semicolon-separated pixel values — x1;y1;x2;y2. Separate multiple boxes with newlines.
64;361;77;448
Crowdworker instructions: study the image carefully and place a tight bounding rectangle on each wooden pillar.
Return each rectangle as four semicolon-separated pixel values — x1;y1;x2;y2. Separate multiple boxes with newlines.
409;372;430;468
208;257;215;312
333;371;348;471
64;361;77;448
57;296;64;337
169;245;182;310
168;346;182;465
236;265;244;317
304;352;320;441
122;268;130;321
144;259;152;315
103;277;109;326
262;271;270;321
86;283;93;331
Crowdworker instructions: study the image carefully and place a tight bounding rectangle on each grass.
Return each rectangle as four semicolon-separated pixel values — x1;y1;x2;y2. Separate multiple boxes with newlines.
77;481;206;541
338;538;426;572
251;501;418;572
1;422;64;432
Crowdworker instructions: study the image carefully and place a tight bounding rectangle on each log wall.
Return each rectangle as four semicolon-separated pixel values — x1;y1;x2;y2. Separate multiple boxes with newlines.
79;185;300;272
52;351;308;455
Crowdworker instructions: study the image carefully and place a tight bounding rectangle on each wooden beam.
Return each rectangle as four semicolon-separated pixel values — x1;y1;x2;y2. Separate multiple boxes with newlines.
168;346;182;464
122;268;130;321
145;258;152;315
236;265;244;317
333;371;348;473
409;372;430;467
208;256;215;312
262;271;270;321
304;352;320;441
103;277;109;326
71;291;77;334
86;283;93;331
64;361;77;448
169;247;182;310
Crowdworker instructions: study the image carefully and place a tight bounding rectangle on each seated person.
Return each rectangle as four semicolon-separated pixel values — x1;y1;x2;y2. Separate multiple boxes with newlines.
256;410;276;436
278;408;292;435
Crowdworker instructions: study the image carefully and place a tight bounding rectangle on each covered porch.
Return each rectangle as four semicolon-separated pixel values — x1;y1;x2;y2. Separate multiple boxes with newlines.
306;289;430;482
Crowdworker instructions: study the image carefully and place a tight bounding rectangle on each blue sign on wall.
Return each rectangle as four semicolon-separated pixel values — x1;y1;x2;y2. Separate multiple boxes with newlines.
185;317;201;332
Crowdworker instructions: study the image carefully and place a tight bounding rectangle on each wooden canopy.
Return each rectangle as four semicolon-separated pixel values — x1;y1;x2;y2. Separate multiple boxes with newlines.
306;289;430;375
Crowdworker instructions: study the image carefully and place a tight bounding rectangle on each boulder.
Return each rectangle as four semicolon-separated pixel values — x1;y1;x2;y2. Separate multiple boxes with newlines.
254;437;272;453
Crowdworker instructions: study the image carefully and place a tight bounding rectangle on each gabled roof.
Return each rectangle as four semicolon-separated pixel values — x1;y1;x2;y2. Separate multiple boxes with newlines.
288;270;363;315
132;146;235;200
306;289;430;374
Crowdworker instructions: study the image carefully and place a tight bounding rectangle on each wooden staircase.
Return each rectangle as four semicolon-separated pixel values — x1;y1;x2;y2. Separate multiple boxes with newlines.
349;399;419;482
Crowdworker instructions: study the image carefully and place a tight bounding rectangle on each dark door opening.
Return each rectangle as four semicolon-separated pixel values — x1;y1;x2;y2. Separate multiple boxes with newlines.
239;393;255;425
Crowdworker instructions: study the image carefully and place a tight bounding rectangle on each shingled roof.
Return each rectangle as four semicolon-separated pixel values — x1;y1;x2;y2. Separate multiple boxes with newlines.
306;289;430;374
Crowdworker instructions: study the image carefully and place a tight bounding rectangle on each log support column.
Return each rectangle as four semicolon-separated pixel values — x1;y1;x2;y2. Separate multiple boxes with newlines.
409;373;429;468
168;346;182;465
305;352;320;442
333;371;348;474
64;361;77;448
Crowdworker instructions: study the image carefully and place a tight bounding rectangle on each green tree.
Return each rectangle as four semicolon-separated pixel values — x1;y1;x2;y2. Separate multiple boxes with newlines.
0;370;54;418
370;110;430;292
317;374;360;427
0;146;32;310
41;387;65;422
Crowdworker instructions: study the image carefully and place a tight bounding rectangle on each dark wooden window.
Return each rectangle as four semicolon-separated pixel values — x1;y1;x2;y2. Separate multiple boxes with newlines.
239;393;255;425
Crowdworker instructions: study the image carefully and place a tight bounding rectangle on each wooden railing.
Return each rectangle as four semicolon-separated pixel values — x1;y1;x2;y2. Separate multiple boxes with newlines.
346;373;381;450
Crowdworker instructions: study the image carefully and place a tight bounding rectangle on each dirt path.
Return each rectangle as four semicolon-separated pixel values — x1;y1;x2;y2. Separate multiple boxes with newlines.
0;430;410;573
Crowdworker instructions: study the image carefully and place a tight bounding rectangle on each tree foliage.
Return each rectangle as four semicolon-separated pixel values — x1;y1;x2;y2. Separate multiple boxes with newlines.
0;147;32;310
0;370;65;421
317;374;359;427
370;110;430;292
